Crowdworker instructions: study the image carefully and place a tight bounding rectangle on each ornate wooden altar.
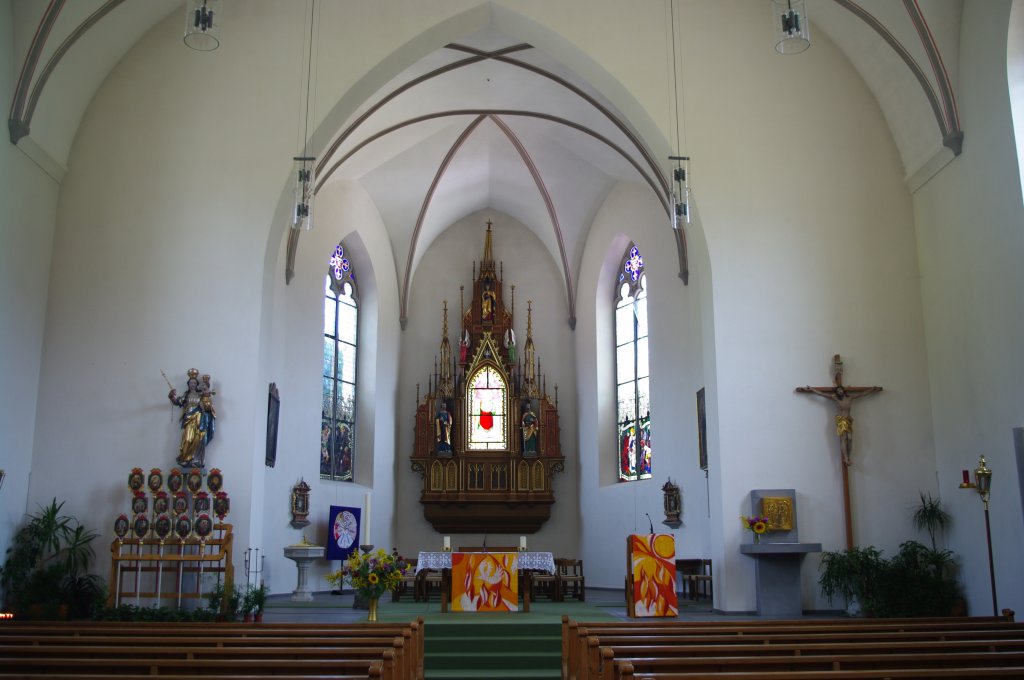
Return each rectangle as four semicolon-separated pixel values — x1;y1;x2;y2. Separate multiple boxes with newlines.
410;222;565;533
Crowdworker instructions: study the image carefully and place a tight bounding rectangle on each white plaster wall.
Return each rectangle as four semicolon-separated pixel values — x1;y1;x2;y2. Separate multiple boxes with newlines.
575;182;709;591
913;0;1024;617
395;211;580;555
679;1;934;612
0;0;59;553
27;3;307;586
255;180;401;596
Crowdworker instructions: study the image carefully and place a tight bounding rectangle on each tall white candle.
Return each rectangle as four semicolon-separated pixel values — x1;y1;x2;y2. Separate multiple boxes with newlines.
364;492;371;545
520;535;527;550
443;536;451;551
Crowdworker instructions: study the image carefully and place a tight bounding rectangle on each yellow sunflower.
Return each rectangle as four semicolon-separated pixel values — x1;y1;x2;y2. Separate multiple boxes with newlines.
368;573;380;585
752;520;768;534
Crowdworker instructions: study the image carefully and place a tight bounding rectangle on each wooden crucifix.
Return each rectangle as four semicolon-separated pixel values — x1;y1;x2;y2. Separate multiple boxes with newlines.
796;354;883;550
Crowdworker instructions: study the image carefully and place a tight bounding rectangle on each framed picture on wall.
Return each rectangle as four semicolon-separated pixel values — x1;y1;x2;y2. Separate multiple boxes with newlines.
696;387;708;471
266;383;280;468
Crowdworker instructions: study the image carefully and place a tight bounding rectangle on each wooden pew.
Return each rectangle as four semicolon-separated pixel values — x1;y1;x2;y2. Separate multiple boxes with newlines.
563;615;1024;680
612;651;1024;678
0;619;424;680
617;666;1024;679
562;614;1021;678
0;655;389;677
587;632;1024;679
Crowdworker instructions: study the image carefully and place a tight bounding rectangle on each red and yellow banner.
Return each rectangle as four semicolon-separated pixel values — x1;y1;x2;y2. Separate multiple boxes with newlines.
630;533;677;617
451;552;519;611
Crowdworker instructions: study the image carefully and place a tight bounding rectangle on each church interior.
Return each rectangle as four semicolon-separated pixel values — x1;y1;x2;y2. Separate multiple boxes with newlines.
2;0;1024;622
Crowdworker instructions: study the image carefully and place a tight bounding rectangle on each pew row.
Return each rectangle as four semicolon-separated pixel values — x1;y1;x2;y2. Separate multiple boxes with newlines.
0;619;424;680
562;614;1023;680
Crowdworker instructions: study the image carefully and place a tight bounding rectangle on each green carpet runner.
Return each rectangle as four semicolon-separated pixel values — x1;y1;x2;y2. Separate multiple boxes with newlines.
424;620;562;679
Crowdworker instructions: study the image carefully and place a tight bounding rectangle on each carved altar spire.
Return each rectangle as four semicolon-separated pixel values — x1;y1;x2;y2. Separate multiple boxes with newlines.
438;300;453;398
523;300;538;399
481;220;495;271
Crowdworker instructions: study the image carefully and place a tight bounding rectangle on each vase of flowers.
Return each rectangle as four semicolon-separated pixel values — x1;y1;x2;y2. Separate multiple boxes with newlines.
325;549;408;622
741;515;769;543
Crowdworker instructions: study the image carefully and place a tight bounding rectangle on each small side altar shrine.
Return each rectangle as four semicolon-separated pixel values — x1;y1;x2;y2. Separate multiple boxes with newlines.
739;489;821;618
410;222;566;533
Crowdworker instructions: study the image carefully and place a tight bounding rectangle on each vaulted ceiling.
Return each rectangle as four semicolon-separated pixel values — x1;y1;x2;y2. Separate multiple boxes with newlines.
8;0;968;321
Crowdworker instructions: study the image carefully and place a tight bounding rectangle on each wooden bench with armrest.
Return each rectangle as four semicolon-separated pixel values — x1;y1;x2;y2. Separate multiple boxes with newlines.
0;655;390;678
562;615;1022;680
588;637;1024;679
0;619;425;680
609;650;1024;680
616;666;1024;679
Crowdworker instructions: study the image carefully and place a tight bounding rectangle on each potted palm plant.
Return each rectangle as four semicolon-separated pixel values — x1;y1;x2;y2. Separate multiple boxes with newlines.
0;499;101;619
912;491;951;550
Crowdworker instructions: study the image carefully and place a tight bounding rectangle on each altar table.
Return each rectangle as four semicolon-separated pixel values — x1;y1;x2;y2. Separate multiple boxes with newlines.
740;542;822;618
416;551;555;612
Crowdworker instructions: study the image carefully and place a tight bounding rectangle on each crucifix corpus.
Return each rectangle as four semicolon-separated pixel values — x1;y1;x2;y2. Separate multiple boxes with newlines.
796;354;883;550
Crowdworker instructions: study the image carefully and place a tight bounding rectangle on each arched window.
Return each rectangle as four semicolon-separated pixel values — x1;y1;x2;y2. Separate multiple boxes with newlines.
321;243;358;482
467;365;508;450
615;244;652;482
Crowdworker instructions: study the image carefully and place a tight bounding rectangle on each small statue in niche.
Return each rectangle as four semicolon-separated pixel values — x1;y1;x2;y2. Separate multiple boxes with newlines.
290;479;311;528
521;400;538;457
662;478;682;528
505;329;516;364
435;399;453;457
482;277;496;322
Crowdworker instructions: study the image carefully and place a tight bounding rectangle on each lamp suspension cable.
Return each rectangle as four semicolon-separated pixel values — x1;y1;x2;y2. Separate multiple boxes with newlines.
668;0;690;229
292;0;319;231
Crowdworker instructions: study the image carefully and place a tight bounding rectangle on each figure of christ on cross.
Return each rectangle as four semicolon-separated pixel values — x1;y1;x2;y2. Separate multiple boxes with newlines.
796;354;883;549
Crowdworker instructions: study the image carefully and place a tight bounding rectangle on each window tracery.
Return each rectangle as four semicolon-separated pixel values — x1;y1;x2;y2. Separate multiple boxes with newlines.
322;242;358;482
615;244;652;481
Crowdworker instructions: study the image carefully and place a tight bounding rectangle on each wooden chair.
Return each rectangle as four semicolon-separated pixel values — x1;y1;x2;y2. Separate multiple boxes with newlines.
675;558;703;600
558;558;585;601
529;568;561;602
419;568;444;602
392;558;418;602
687;558;712;600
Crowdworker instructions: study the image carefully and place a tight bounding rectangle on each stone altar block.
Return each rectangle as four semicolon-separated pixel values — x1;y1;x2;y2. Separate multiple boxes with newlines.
741;489;821;617
284;540;324;602
740;542;822;617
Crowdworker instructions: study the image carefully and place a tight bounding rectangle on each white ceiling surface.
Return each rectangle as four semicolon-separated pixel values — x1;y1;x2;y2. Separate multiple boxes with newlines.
808;0;963;176
11;0;179;166
11;1;965;266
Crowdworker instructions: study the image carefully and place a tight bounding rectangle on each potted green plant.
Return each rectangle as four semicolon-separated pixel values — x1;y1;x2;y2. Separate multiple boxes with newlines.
818;545;885;616
248;583;268;623
240;587;256;623
0;499;102;619
205;581;243;621
912;491;951;550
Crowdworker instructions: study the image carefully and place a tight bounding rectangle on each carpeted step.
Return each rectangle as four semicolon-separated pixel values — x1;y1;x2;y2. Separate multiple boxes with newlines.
424;621;561;680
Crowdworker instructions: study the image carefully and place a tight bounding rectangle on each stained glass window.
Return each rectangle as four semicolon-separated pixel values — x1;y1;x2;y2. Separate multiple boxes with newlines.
467;366;507;450
615;244;651;481
322;243;358;482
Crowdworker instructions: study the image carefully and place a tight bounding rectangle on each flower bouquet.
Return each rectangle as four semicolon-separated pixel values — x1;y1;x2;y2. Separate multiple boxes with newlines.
326;549;409;620
741;515;769;543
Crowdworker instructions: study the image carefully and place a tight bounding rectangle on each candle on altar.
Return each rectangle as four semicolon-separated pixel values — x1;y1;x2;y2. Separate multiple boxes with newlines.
443;536;451;551
962;469;970;485
519;535;527;551
363;492;371;545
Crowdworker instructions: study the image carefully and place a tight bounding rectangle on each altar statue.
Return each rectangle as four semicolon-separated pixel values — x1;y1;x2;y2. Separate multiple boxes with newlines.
168;368;217;467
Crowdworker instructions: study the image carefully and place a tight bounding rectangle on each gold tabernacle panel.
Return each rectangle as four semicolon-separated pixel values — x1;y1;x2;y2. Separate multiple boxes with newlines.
409;222;565;533
761;496;794;531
